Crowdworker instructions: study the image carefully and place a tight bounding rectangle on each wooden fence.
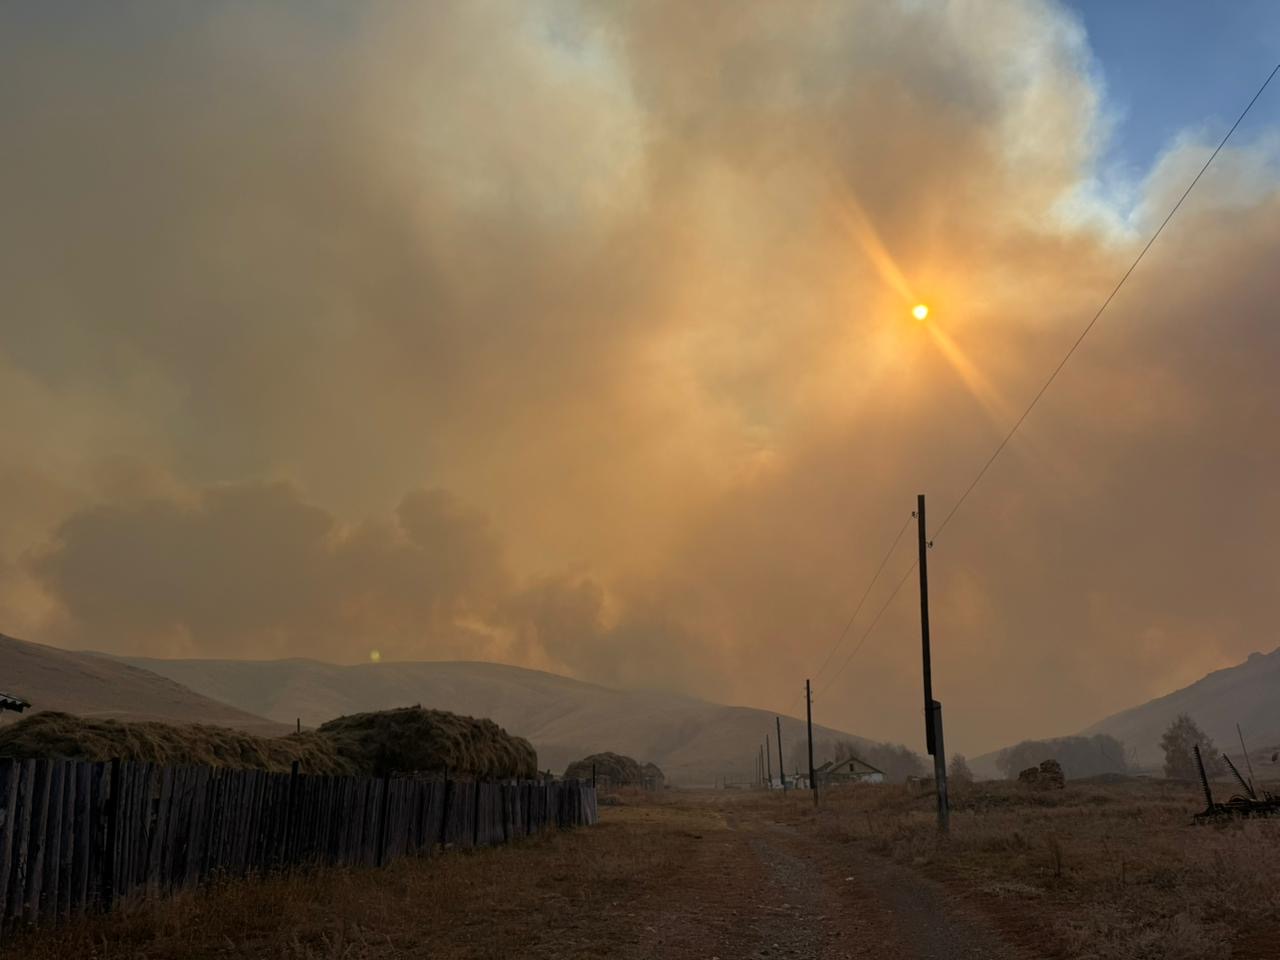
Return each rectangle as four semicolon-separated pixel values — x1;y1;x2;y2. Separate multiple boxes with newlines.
0;757;597;934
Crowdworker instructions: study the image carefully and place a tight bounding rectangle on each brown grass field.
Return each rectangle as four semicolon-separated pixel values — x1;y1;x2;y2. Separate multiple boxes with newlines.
780;777;1280;959
10;780;1279;959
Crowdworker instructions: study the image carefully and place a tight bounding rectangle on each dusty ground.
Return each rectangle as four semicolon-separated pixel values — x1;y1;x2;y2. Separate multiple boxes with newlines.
11;783;1274;959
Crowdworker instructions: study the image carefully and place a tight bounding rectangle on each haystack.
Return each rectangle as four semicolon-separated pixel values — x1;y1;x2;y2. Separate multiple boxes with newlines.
564;751;644;784
1017;758;1066;789
642;761;666;789
0;705;538;779
319;706;537;779
0;712;350;773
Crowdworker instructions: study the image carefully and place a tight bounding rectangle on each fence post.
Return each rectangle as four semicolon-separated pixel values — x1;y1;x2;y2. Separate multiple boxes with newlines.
284;760;299;867
103;758;120;911
0;759;17;928
376;774;391;867
471;780;481;848
438;767;451;848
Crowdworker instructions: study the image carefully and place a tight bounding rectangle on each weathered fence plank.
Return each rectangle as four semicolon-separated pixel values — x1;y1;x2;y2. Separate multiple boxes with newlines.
86;763;106;910
23;758;53;924
41;760;65;921
0;760;19;929
0;759;594;931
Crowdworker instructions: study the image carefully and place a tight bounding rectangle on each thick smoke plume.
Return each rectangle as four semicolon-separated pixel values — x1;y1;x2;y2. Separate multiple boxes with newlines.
2;1;1279;754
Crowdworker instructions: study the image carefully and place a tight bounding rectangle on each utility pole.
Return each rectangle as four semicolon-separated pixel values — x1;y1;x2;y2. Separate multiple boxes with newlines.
776;716;786;792
765;734;773;787
759;744;765;787
806;679;817;806
916;494;949;833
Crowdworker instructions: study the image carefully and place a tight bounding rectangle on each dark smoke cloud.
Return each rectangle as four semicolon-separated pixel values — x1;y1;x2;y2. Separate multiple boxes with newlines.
2;1;1278;754
28;483;511;662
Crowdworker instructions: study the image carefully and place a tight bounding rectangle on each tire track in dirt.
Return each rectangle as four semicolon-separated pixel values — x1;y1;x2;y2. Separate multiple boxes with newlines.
630;802;1031;959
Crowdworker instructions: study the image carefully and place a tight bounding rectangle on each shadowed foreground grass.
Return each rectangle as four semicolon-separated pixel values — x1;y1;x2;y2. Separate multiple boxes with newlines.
748;777;1280;960
11;792;707;960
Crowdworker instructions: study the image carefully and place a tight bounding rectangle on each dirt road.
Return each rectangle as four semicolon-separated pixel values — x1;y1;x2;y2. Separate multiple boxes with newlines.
610;796;1026;960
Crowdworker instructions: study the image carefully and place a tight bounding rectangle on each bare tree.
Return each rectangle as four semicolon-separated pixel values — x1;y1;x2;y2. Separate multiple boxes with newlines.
948;753;974;784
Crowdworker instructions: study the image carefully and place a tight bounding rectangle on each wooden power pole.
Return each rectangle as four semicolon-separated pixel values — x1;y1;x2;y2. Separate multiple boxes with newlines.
759;744;765;787
765;735;773;787
776;716;786;792
806;679;817;806
916;494;949;833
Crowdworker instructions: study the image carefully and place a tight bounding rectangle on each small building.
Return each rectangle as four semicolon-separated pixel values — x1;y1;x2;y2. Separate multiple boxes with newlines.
0;692;29;714
814;756;885;785
906;775;937;796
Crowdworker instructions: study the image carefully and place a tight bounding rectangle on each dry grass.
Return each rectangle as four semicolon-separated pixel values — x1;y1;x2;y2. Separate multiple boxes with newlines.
0;712;352;773
0;706;538;778
12;783;1275;958
757;778;1280;959
563;750;644;782
10;795;710;960
319;706;538;779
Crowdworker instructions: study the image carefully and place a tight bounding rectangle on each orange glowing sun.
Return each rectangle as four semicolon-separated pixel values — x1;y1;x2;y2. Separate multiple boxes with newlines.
912;304;929;321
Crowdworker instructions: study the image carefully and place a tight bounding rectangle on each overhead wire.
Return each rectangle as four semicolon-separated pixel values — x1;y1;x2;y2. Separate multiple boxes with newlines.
816;557;917;701
786;513;914;714
808;59;1280;698
931;60;1280;543
811;515;912;680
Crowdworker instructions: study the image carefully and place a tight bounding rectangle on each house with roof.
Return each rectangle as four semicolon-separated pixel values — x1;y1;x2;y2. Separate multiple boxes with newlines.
813;755;885;785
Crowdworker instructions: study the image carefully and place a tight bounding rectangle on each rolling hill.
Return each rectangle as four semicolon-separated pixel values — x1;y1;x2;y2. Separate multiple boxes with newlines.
972;646;1280;778
1080;647;1280;769
121;656;875;785
0;633;287;736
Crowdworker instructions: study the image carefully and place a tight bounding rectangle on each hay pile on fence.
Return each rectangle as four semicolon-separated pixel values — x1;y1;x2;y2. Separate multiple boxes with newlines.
0;706;538;779
564;751;645;784
0;712;351;773
319;706;537;779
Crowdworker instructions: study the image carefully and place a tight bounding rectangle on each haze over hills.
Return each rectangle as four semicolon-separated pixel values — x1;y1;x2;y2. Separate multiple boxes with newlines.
122;656;876;785
0;633;287;737
972;647;1280;778
1080;647;1280;769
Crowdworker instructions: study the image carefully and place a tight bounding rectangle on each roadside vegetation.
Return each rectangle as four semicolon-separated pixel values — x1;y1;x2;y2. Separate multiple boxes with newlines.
780;777;1280;959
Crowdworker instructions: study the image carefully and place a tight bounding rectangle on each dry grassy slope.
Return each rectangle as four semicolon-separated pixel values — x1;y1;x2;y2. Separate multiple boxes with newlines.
121;656;873;784
971;646;1280;777
1080;646;1280;767
0;633;287;737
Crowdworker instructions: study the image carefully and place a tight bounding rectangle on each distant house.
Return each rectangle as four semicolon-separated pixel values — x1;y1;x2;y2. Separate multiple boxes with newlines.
0;692;29;714
814;756;885;785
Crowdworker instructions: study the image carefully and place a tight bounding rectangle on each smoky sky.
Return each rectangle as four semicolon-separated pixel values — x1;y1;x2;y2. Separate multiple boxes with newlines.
2;1;1278;756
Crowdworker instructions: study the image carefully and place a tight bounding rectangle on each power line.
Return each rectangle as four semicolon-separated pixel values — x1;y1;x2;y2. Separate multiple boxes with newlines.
798;60;1280;708
932;60;1280;542
816;556;918;700
812;515;912;679
787;513;913;714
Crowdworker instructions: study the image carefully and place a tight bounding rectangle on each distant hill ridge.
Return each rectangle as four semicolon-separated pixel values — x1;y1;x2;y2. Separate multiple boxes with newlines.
121;655;876;785
972;646;1280;777
0;633;286;737
1080;647;1280;768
